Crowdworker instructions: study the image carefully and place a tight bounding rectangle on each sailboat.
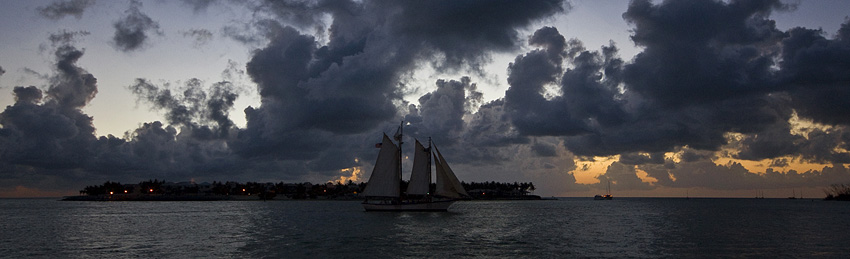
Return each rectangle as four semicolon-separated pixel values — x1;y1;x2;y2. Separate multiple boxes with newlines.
594;180;613;200
361;124;470;211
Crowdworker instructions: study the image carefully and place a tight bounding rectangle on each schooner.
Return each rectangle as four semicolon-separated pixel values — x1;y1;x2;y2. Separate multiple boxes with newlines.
361;123;469;211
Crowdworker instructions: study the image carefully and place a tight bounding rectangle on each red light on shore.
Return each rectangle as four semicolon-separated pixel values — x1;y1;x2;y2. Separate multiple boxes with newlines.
109;191;113;195
149;189;154;192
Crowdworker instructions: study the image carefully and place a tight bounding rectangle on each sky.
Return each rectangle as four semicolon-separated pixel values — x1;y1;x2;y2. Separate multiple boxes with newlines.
1;0;849;198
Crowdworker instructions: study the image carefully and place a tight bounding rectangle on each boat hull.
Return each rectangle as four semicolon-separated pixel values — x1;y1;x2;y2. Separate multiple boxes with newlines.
362;200;457;211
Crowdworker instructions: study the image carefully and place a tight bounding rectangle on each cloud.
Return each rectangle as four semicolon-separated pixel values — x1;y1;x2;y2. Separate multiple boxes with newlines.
0;41;97;171
404;76;482;142
618;152;665;165
505;27;628;143
502;0;850;167
128;78;238;138
1;36;248;192
47;45;98;109
381;0;569;72
12;86;43;104
580;0;792;156
639;159;850;191
37;0;95;20
181;0;219;13
780;21;850;125
531;141;558;157
495;0;850;193
233;0;566;162
11;0;850;196
47;30;91;47
596;162;654;191
181;29;214;47
112;0;162;52
769;158;789;168
461;99;528;148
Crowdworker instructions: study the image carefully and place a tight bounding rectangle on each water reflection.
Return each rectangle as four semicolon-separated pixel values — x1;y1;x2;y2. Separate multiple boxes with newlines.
2;198;850;257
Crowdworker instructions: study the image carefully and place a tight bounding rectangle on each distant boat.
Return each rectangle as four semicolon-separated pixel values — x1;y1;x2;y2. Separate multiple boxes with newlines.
788;189;797;199
594;180;613;200
361;123;469;211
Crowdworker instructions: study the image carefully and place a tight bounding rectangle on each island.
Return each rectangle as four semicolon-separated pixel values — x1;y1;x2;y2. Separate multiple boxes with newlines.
63;179;540;201
824;183;850;201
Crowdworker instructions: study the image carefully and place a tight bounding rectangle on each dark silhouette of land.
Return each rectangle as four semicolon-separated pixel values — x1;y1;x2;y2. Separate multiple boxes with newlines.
824;183;850;201
63;179;540;201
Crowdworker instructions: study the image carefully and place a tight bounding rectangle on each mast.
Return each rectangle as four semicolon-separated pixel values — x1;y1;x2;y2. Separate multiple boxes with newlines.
396;121;403;190
428;137;432;195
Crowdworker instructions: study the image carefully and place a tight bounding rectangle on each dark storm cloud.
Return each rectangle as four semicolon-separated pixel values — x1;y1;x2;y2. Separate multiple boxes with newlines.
678;148;714;163
531;141;557;157
47;45;98;109
112;0;162;52
405;77;482;142
618;152;665;165
780;21;850;125
503;0;850;169
0;42;97;171
128;78;238;137
234;0;567;162
382;0;568;72
795;127;850;164
37;0;95;20
108;121;242;177
769;158;789;168
12;86;43;104
639;159;850;190
505;27;584;136
596;162;654;191
1;36;253;192
733;121;803;161
622;0;787;106
461;99;528;148
577;0;792;156
3;0;573;194
505;26;627;139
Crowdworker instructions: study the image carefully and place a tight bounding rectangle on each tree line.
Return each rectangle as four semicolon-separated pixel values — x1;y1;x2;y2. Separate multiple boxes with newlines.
77;179;538;200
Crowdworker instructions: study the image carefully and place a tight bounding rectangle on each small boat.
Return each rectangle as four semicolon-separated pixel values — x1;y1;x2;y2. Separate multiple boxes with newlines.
594;180;613;200
361;122;469;211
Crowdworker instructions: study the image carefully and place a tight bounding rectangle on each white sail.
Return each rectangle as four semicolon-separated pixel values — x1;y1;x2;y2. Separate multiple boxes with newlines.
406;140;431;196
362;134;401;198
433;145;469;198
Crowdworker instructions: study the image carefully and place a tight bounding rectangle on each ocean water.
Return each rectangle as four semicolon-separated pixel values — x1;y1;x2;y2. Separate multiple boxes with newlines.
1;198;849;258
